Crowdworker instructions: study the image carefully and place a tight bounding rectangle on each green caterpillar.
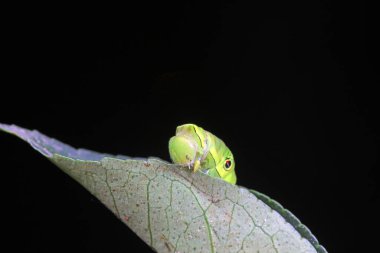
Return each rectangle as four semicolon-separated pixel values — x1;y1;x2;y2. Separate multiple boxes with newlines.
169;124;237;184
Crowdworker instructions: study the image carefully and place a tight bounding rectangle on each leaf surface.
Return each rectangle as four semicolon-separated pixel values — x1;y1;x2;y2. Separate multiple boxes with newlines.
0;123;327;253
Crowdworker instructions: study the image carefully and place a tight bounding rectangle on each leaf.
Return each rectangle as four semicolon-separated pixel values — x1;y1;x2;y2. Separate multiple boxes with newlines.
0;123;327;253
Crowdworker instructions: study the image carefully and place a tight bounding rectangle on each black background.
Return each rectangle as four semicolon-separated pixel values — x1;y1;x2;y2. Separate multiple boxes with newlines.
1;1;379;253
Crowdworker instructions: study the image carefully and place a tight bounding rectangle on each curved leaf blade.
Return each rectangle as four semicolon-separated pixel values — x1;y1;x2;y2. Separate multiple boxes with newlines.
0;123;327;253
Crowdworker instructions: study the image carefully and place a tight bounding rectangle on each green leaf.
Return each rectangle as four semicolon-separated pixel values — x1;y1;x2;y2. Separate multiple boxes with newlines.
0;123;327;253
